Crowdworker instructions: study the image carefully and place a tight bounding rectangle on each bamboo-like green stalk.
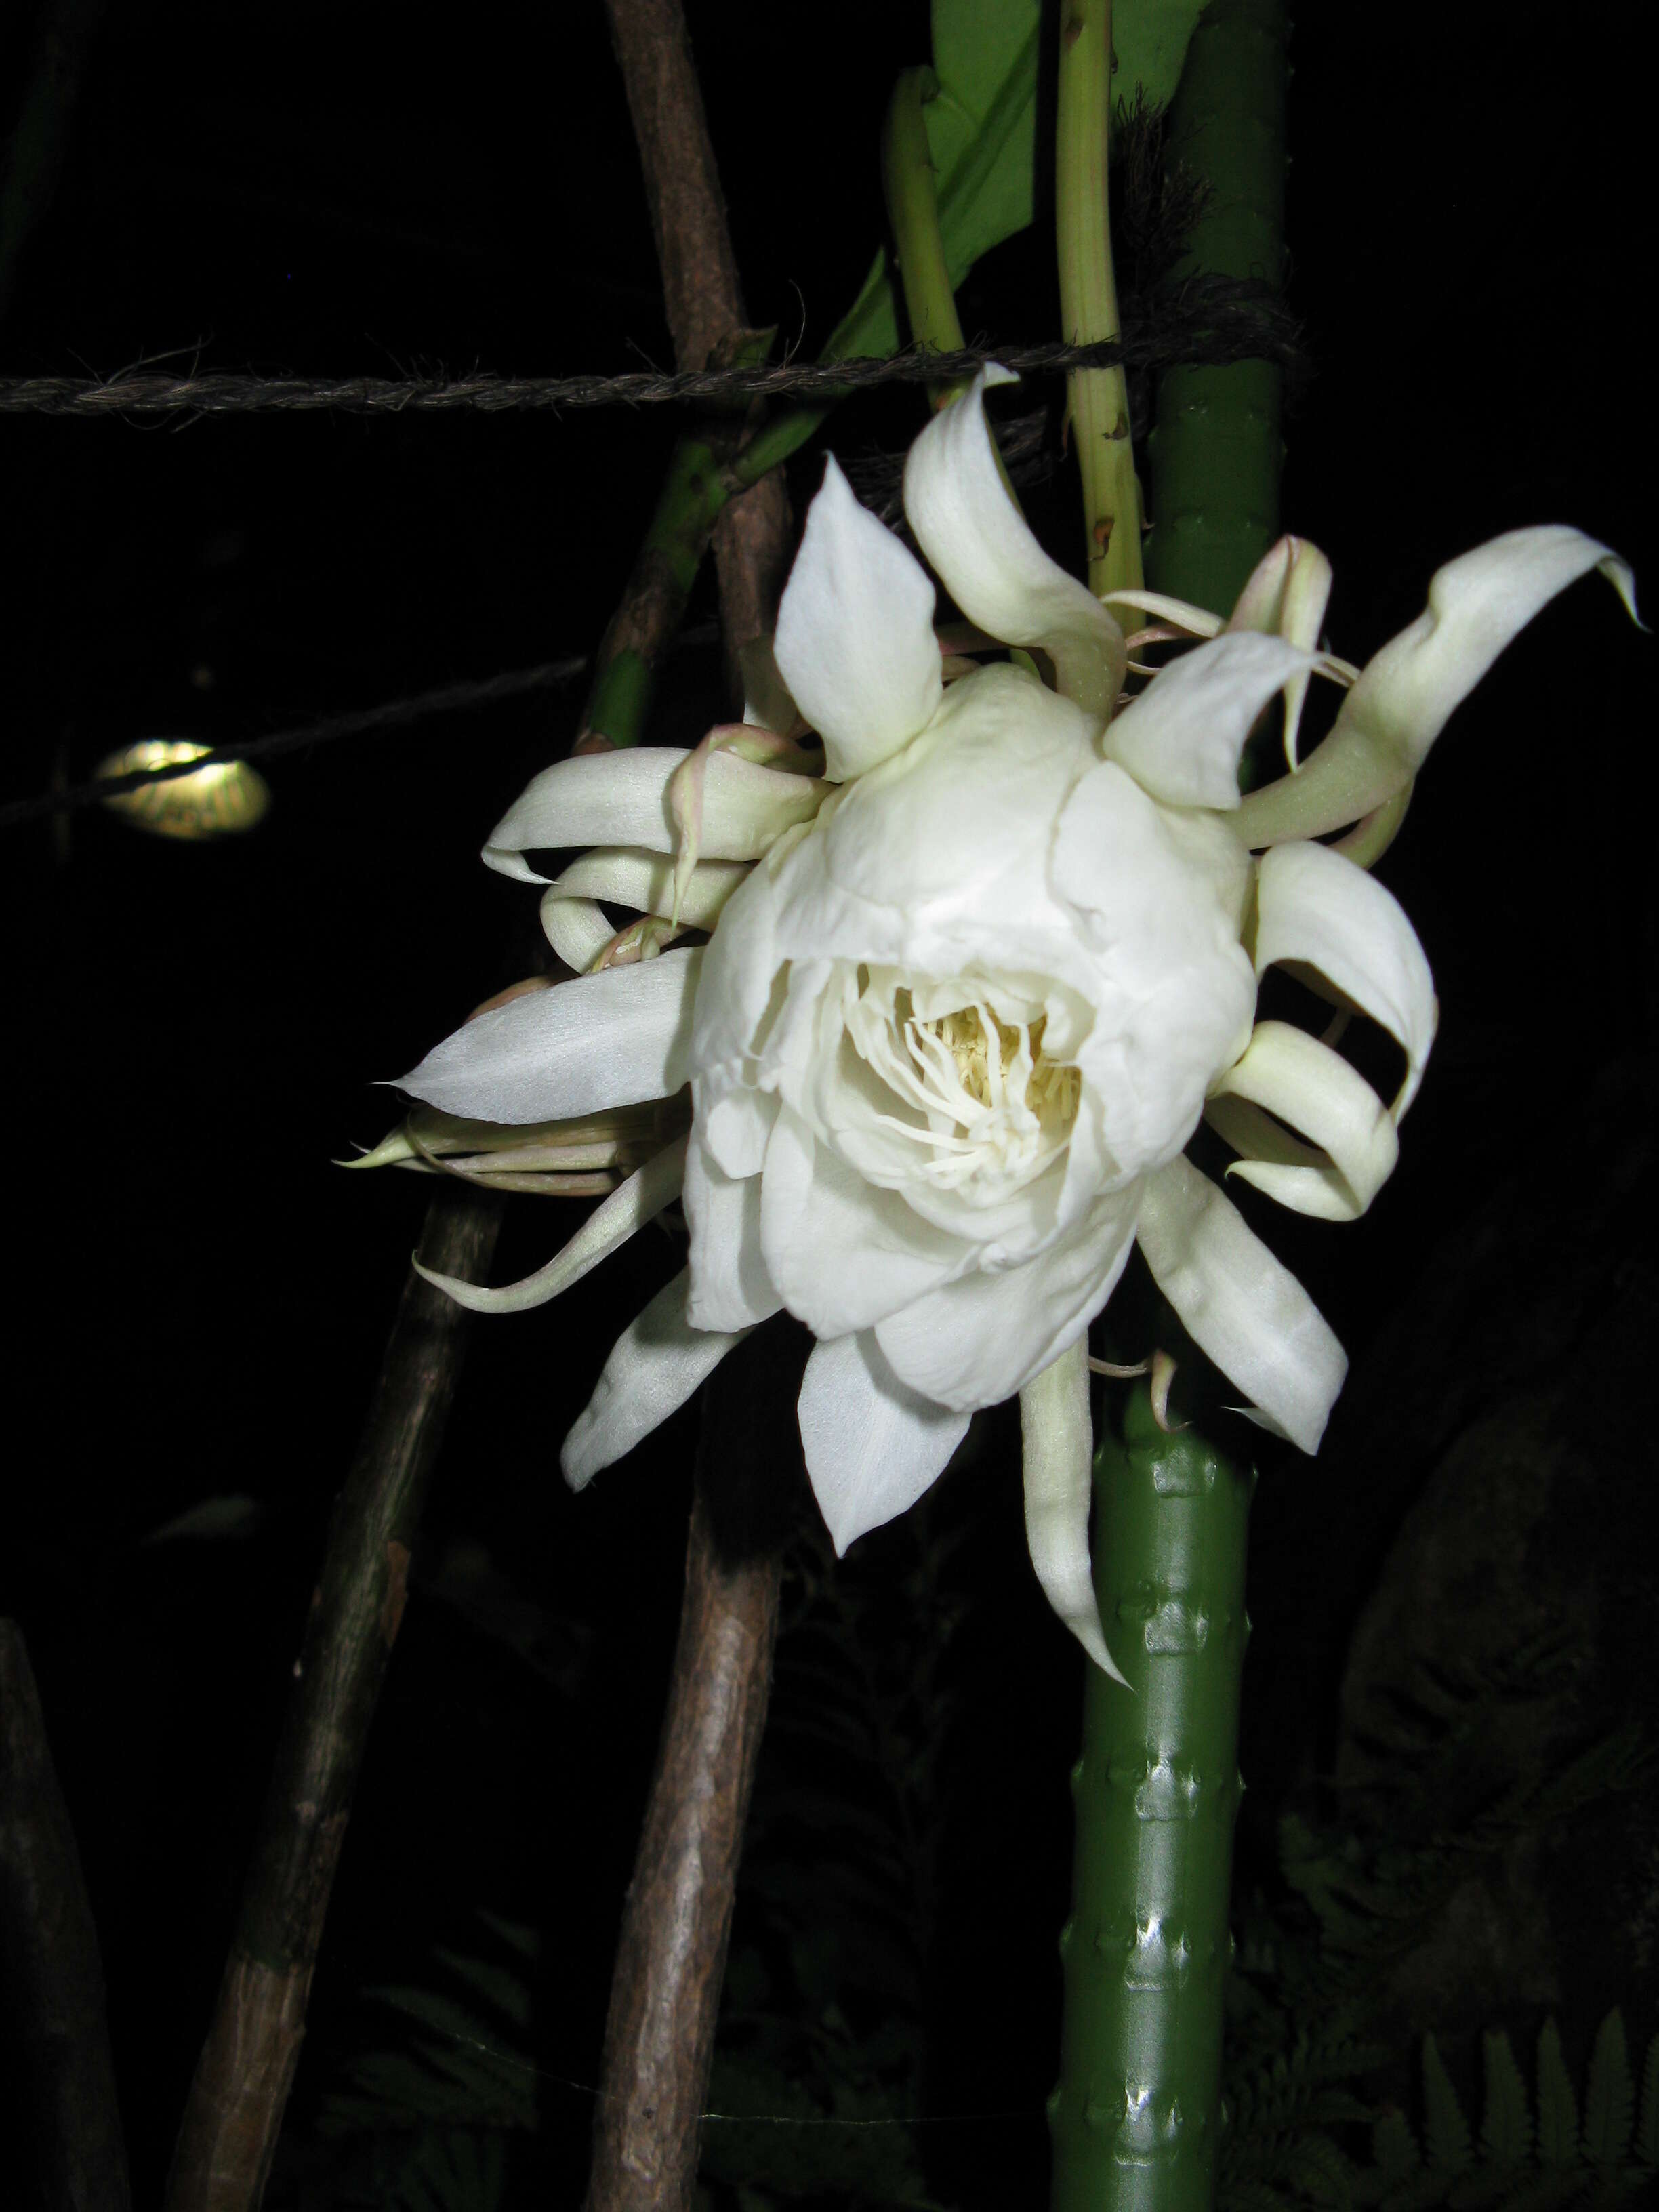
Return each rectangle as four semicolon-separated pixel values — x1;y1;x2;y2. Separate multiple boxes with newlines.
1057;0;1143;596
1145;0;1289;621
1050;1393;1252;2211
882;68;970;403
1052;5;1288;2205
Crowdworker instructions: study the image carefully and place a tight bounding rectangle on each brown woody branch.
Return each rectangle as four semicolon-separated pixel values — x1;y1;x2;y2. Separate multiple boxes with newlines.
1;1618;133;2211
585;3;800;2207
163;1184;501;2209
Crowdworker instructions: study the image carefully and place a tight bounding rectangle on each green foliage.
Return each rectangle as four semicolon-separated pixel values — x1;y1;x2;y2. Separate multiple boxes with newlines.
302;1912;541;2212
1215;1633;1656;2212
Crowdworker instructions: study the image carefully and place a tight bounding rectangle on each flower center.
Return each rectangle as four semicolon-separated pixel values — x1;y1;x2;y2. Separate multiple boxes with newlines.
842;979;1081;1198
923;1007;1081;1129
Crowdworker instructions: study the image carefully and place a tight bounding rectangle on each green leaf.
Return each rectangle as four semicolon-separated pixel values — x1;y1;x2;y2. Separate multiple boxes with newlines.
824;0;1040;361
1424;2036;1474;2175
1582;2011;1634;2165
1536;2020;1580;2167
1374;2109;1422;2176
1481;2031;1532;2166
1638;2034;1659;2168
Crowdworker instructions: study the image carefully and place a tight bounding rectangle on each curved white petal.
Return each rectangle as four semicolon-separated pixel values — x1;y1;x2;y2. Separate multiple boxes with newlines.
1223;535;1334;769
1236;526;1639;844
1136;1156;1346;1454
759;1106;966;1336
416;1136;687;1315
797;1331;970;1555
903;367;1126;720
1255;842;1437;1115
1100;588;1223;639
483;749;825;882
561;1269;748;1490
1020;1339;1126;1683
1208;1020;1398;1219
683;1128;780;1331
540;848;750;972
399;948;702;1122
773;454;943;783
1104;632;1322;811
873;1189;1139;1412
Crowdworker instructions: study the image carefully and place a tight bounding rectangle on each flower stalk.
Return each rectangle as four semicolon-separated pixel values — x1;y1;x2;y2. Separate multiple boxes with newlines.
882;68;970;408
1057;0;1143;596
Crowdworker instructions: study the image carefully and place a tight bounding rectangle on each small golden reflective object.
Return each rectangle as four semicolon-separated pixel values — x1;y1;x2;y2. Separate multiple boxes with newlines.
96;740;271;840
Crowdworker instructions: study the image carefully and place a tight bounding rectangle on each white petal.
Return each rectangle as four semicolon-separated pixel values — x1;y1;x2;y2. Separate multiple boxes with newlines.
903;367;1126;720
1254;842;1437;1115
1019;1339;1126;1683
1223;535;1334;769
483;749;824;882
560;1269;747;1490
683;1128;780;1330
1235;526;1639;844
416;1136;687;1315
540;848;750;971
399;947;702;1122
1104;632;1322;810
1134;1155;1347;1456
874;1190;1139;1412
1208;1021;1398;1220
772;454;943;783
797;1332;970;1554
758;1105;966;1336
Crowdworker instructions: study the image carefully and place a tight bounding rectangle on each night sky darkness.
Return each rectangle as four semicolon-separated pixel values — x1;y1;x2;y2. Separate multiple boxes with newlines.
1;3;1652;2205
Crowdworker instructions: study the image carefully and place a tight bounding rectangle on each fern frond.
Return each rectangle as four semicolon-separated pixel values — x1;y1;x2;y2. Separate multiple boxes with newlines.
1481;2031;1532;2167
1536;2021;1580;2169
1582;2012;1633;2166
1424;2036;1474;2175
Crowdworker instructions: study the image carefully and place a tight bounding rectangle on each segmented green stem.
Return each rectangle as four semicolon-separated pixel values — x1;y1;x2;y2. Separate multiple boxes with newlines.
882;67;970;403
1050;1391;1252;2211
1145;0;1290;617
1057;0;1143;595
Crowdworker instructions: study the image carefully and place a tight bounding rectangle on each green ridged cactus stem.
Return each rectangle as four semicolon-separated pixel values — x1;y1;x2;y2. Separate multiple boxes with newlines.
1145;0;1289;621
1050;1393;1253;2211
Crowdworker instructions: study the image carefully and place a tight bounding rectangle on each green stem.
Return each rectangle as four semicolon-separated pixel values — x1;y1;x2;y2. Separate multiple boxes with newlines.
1050;1391;1252;2211
1057;0;1143;595
1145;0;1290;620
882;68;969;407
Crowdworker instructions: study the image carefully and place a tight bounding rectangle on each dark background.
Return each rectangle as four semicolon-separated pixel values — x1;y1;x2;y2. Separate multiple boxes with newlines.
1;2;1652;2205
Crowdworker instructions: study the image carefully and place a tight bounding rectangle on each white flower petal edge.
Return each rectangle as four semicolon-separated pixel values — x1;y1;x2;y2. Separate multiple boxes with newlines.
1208;1023;1397;1221
797;1330;970;1555
903;366;1127;720
539;849;749;972
399;947;703;1123
562;1268;751;1490
416;1136;688;1314
1254;842;1437;1115
1136;1155;1347;1455
773;454;943;783
1103;630;1324;811
1225;534;1334;770
1235;526;1639;846
483;747;825;884
1020;1338;1127;1686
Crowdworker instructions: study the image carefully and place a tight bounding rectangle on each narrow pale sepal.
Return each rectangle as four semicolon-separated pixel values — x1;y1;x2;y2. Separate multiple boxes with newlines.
1019;1338;1127;1684
539;848;751;970
560;1267;749;1490
398;948;703;1123
772;454;943;783
1235;526;1639;844
1104;632;1323;810
1223;535;1334;769
1208;1019;1399;1219
413;1134;687;1315
1254;842;1437;1115
797;1332;970;1554
1135;1155;1347;1455
903;368;1127;720
483;747;824;880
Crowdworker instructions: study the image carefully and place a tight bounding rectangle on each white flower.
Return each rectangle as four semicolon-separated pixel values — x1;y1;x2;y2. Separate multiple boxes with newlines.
396;369;1635;1675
